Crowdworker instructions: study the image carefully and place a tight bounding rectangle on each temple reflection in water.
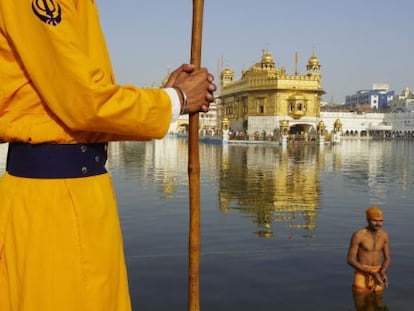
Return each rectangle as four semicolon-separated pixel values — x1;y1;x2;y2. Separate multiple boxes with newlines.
101;139;344;238
1;138;404;239
219;144;325;237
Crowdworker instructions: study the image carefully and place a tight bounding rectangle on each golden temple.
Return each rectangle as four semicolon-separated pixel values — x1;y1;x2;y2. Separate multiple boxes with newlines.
219;49;326;141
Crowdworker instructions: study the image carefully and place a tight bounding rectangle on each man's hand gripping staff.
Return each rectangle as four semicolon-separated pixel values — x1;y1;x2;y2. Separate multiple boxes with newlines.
164;64;216;114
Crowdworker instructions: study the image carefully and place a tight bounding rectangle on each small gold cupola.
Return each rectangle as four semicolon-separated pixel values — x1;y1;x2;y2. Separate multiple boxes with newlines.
306;51;321;75
260;49;275;70
220;67;235;88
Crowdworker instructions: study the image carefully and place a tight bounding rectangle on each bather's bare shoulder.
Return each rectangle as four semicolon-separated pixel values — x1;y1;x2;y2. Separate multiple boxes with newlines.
350;228;367;242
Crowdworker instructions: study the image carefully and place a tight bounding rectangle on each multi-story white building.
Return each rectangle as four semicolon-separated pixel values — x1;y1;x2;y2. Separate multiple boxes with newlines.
389;87;414;112
168;97;220;135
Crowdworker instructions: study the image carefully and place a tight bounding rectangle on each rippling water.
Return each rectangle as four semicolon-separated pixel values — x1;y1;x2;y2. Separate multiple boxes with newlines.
1;139;414;310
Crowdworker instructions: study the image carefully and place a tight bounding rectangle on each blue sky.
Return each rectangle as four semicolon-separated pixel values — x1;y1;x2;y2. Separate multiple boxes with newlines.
98;0;413;104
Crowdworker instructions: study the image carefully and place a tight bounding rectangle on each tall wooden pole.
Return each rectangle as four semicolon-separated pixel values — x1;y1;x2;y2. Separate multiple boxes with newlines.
188;1;204;311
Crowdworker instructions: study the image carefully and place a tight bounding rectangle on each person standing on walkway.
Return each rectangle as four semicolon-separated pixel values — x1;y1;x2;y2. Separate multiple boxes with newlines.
0;1;216;310
347;206;391;294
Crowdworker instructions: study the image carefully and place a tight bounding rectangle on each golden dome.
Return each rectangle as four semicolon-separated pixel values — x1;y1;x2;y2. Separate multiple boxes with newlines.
308;54;320;67
221;67;234;75
261;51;274;64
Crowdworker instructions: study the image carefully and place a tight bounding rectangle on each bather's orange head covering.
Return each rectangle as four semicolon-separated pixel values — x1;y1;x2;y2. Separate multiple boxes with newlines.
366;206;383;221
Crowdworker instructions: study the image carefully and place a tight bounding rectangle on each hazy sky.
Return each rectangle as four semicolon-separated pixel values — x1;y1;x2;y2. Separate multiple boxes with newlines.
98;0;413;104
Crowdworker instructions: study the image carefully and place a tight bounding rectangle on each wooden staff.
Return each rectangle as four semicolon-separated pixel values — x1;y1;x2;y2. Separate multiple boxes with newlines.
188;0;204;311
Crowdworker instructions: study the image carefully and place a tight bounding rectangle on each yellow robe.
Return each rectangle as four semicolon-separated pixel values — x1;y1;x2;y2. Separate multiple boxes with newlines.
0;0;171;143
0;0;173;310
0;173;131;311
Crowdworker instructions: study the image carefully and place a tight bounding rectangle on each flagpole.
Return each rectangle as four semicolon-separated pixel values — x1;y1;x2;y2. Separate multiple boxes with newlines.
188;1;204;311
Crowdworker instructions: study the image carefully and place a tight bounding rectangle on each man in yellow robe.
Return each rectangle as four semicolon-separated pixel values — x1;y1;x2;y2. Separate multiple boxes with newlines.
347;206;391;295
0;1;216;310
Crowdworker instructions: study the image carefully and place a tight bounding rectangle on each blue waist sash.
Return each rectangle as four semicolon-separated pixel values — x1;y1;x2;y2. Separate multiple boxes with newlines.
6;143;108;179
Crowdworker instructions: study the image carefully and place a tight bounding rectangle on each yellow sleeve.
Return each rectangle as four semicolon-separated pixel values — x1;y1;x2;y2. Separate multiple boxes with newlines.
0;0;171;139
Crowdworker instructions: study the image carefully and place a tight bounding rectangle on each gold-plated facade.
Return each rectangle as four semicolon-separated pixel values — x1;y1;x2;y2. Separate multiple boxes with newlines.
219;50;325;132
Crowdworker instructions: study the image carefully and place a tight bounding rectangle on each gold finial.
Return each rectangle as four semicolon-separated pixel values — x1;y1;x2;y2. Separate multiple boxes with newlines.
294;51;299;76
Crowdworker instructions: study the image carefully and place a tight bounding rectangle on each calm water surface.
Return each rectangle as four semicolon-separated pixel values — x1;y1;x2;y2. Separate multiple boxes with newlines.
1;140;413;310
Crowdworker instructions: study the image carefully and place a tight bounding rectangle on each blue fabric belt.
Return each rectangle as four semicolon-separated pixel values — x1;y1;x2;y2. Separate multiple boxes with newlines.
6;143;108;179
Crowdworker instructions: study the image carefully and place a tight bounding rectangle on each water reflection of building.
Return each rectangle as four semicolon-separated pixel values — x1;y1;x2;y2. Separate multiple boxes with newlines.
105;138;412;238
109;140;189;198
219;144;323;238
273;145;320;230
337;140;398;203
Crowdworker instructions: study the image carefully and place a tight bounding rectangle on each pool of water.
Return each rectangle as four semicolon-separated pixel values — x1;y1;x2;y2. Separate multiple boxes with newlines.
2;139;413;310
107;139;414;311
